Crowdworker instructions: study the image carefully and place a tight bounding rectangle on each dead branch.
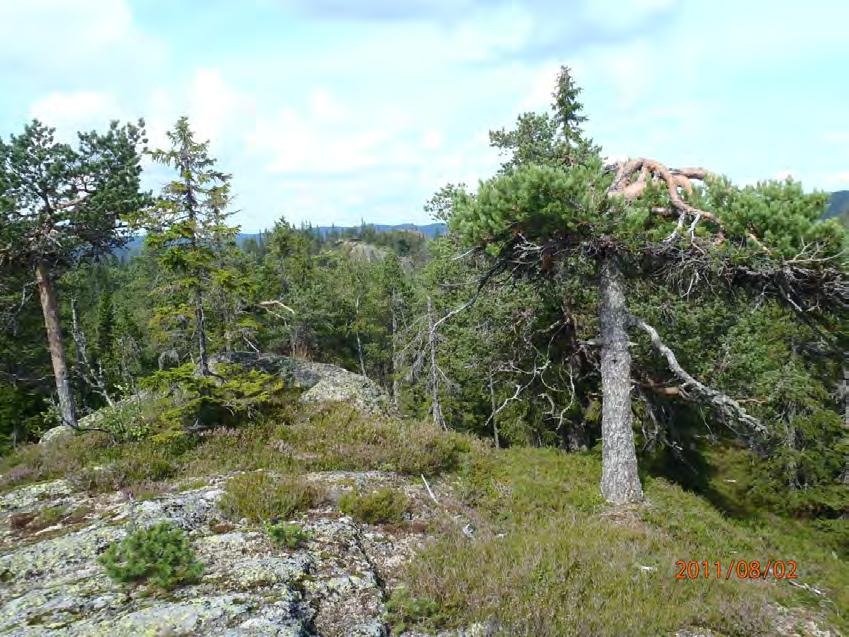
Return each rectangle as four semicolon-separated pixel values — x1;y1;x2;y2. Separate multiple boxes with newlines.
70;298;115;407
607;157;767;250
631;315;767;438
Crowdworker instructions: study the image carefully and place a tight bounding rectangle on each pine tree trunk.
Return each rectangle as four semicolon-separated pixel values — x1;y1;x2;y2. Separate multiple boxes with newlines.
35;261;77;428
598;255;643;504
427;296;446;430
195;287;209;376
390;294;400;409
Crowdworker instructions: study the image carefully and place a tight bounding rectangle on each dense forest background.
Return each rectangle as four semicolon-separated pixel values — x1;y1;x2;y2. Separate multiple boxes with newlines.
1;80;847;538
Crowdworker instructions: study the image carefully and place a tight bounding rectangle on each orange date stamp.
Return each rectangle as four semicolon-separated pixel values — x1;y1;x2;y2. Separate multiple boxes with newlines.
675;559;798;580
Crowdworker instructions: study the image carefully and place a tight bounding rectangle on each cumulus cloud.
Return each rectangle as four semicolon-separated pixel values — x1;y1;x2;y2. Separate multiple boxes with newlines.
0;0;161;79
29;91;124;134
5;0;847;231
280;0;682;61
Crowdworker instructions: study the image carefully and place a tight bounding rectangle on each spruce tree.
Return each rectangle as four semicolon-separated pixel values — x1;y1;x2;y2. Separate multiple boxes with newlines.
146;117;240;375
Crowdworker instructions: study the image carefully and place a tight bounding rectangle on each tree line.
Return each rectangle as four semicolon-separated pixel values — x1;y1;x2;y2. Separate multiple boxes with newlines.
1;69;847;519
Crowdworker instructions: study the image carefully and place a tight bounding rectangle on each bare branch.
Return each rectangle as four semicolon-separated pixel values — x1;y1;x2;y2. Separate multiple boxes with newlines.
631;316;767;438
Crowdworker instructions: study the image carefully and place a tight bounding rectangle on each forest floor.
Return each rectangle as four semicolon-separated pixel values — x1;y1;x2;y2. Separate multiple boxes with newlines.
0;400;846;636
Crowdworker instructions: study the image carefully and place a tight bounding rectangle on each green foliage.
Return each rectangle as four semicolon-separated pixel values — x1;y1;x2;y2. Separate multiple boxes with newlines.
385;588;449;634
98;522;203;590
143;116;253;370
266;522;310;549
0;385;49;453
219;472;320;523
339;487;408;524
141;363;284;430
87;394;167;443
0;119;147;271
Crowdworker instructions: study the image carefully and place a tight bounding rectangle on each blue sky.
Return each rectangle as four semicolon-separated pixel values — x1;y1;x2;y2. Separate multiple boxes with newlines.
1;1;847;232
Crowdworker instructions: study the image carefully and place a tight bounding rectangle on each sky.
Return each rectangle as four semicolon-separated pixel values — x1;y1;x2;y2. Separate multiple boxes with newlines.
1;0;847;232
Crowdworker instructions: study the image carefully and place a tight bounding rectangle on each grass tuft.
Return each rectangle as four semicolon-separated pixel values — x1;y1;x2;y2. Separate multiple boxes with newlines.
339;487;408;524
219;472;322;523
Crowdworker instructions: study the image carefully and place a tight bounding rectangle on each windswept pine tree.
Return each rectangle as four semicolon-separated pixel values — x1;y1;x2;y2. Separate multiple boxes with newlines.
448;67;848;504
0;120;146;428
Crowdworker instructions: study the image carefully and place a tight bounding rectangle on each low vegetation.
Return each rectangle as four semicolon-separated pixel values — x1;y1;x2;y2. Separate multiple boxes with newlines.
339;487;409;524
98;522;204;591
219;471;321;523
267;522;311;550
279;402;472;475
389;446;849;636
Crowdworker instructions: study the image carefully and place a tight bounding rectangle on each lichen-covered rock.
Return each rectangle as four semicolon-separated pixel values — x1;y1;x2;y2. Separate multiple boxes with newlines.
0;479;74;513
0;470;445;637
210;352;391;414
38;425;74;446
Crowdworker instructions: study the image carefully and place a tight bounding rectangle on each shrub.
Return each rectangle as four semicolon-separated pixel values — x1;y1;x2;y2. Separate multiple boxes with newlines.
386;588;449;634
267;522;311;549
141;363;285;430
0;431;112;491
87;393;169;443
219;472;320;523
339;487;408;524
98;522;203;590
280;403;472;475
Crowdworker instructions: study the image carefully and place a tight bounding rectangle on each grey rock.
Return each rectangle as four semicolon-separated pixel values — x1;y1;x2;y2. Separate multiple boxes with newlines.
39;425;74;446
210;352;391;414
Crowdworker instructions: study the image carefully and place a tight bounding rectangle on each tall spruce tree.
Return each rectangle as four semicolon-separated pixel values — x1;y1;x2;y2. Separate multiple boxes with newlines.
449;67;848;504
0;120;146;428
146;117;239;375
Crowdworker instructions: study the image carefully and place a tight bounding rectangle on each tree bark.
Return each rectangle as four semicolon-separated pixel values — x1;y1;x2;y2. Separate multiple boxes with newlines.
35;261;77;427
598;255;643;504
70;298;114;407
195;287;210;376
427;296;446;430
488;371;500;448
390;292;401;409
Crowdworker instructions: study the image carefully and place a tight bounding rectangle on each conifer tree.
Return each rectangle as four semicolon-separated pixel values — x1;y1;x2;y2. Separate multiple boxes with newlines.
146;117;241;375
449;67;848;504
0;120;146;427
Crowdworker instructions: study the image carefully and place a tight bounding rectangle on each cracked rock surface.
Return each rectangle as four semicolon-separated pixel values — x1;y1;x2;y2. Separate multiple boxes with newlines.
0;471;457;637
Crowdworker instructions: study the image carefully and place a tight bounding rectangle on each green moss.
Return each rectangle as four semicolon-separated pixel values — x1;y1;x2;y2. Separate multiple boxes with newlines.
339;487;408;524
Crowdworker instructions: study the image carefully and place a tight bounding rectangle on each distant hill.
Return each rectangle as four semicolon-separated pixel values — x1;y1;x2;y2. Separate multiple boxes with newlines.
115;222;447;259
826;190;849;224
312;222;446;239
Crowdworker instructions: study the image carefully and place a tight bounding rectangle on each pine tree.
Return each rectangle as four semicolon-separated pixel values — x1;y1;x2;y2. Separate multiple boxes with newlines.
448;67;848;504
0;119;146;427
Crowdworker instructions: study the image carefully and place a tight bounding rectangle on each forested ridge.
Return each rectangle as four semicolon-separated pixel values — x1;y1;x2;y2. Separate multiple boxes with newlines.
1;68;848;635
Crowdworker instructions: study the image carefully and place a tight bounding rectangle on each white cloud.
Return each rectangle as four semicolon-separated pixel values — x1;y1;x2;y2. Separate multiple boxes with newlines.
189;69;256;142
824;171;849;188
823;132;849;144
29;91;124;134
0;0;161;75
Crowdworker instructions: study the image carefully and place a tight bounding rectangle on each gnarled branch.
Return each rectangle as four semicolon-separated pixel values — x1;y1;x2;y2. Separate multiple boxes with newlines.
608;157;767;250
630;315;767;439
